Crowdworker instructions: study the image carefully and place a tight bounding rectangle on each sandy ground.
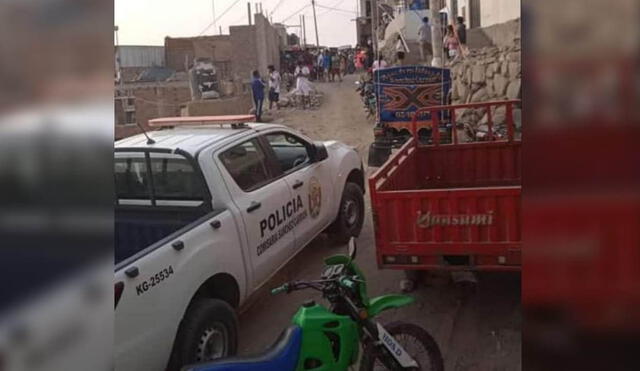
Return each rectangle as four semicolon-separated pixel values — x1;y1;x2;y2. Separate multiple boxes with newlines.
238;74;521;370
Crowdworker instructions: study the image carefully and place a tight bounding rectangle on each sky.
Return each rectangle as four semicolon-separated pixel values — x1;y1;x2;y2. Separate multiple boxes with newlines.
114;0;360;47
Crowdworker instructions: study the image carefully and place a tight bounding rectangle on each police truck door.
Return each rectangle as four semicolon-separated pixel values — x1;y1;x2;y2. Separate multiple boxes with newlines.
262;131;334;248
218;138;295;287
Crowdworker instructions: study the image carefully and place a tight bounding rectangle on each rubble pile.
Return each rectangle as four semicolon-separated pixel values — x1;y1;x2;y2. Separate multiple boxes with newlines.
278;90;324;110
450;42;522;140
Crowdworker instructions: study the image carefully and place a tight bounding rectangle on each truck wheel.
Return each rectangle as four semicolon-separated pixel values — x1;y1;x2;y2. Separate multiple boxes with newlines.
329;182;365;244
401;270;423;292
167;298;238;371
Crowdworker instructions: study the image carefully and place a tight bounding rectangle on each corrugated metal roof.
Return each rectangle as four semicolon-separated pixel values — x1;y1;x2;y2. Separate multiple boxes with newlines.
117;46;165;68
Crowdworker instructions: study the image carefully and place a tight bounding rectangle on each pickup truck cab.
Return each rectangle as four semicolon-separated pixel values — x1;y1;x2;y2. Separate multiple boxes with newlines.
114;116;365;371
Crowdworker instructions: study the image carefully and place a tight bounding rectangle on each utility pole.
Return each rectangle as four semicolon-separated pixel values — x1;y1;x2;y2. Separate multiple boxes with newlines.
371;0;377;57
302;15;307;46
114;25;123;90
211;0;216;34
430;0;444;67
247;2;252;25
311;0;320;48
299;15;303;46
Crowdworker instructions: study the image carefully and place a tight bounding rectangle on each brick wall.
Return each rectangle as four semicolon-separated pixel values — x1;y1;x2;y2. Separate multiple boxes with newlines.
115;81;191;140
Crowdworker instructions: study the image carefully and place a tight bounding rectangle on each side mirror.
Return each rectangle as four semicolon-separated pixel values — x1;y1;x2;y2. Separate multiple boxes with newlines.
309;142;329;163
348;237;357;261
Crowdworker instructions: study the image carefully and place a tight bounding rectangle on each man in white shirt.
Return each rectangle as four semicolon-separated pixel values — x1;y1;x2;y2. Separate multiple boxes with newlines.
267;65;281;110
316;51;325;82
372;56;388;71
417;17;432;65
294;61;312;109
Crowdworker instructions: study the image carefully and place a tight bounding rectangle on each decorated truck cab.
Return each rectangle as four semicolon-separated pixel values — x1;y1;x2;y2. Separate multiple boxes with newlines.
368;65;452;166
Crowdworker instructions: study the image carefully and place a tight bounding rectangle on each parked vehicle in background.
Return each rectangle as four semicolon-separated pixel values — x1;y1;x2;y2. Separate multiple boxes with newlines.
369;101;521;287
114;115;365;371
368;65;452;167
355;74;376;119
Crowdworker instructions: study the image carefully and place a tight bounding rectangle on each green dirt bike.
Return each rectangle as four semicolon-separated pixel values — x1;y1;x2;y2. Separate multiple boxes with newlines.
182;238;443;371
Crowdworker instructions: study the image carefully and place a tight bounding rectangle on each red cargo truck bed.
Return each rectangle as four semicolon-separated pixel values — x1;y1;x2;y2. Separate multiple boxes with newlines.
369;101;521;271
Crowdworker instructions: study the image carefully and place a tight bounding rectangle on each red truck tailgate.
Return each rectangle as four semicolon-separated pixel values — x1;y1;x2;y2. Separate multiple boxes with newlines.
369;101;522;271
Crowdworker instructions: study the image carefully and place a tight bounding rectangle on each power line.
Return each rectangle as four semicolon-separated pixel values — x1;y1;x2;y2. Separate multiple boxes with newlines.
199;0;242;35
281;3;311;23
318;0;347;15
269;0;288;17
314;4;356;14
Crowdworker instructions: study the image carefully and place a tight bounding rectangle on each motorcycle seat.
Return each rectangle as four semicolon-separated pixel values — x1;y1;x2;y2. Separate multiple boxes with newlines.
181;325;302;371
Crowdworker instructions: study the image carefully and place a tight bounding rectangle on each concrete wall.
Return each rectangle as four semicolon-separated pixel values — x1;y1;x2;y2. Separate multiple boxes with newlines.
185;93;254;116
229;25;258;81
273;23;288;48
455;0;520;28
230;14;280;82
165;35;232;76
479;0;520;27
254;14;281;77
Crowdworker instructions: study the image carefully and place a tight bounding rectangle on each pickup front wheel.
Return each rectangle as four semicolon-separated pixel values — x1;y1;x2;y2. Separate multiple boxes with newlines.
167;298;238;371
328;182;365;244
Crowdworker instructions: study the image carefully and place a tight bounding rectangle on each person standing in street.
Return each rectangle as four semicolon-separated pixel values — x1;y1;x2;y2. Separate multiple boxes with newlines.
355;48;364;71
417;17;432;65
339;53;348;79
456;16;467;46
395;35;407;66
251;70;265;121
331;52;342;82
372;55;388;71
267;65;281;110
365;45;374;69
323;51;332;82
443;25;460;64
316;51;324;82
294;61;312;109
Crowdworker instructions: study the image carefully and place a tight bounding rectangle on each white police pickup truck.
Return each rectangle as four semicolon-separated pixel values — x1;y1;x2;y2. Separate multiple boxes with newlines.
114;116;365;371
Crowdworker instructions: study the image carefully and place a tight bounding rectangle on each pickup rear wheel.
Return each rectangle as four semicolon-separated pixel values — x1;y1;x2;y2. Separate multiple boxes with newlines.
329;182;365;244
167;298;238;371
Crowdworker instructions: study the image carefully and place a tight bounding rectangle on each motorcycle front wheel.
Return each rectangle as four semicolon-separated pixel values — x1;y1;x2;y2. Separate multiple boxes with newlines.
359;322;444;371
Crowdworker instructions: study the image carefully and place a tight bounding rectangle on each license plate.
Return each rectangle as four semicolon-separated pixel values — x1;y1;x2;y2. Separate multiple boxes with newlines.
376;323;419;368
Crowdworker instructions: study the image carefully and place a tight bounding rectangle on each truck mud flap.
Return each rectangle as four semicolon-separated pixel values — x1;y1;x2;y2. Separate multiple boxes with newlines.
368;142;391;167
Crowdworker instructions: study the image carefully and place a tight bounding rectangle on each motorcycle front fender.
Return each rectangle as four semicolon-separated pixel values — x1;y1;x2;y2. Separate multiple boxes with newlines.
368;295;415;318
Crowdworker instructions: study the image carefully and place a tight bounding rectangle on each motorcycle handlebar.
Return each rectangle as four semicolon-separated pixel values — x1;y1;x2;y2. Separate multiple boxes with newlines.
271;275;363;297
271;284;289;295
271;279;335;296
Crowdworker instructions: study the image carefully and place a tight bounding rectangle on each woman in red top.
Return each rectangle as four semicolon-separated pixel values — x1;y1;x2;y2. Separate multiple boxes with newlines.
355;49;366;71
443;25;460;63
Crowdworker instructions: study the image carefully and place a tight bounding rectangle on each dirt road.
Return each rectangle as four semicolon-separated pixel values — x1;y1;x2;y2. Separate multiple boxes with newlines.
238;74;521;370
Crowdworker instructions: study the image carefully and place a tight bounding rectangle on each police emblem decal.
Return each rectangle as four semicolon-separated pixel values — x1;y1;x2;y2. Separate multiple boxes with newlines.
308;177;322;218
